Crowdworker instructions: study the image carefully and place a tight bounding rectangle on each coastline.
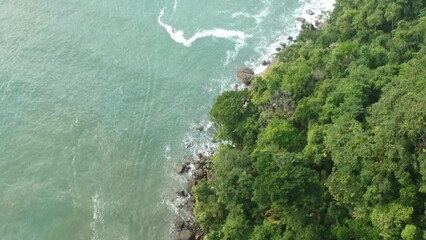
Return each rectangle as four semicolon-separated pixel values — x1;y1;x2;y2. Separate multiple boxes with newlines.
169;3;336;240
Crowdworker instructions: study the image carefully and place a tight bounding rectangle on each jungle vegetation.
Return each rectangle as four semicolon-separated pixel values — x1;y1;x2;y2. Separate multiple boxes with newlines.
194;0;426;239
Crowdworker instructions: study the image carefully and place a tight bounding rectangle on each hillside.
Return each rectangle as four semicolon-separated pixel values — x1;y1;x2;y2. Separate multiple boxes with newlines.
193;0;426;239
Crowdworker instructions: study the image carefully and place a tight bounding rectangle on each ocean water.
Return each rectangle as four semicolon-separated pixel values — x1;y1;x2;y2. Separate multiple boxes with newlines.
0;0;333;239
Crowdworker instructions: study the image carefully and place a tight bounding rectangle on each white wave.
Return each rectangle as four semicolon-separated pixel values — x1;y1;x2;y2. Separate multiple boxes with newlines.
245;0;336;75
223;36;247;66
90;192;106;240
231;7;270;24
157;8;250;49
295;0;335;31
173;0;178;12
164;143;171;160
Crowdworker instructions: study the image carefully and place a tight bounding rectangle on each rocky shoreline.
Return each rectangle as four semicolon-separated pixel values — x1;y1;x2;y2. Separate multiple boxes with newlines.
170;7;333;240
172;151;214;240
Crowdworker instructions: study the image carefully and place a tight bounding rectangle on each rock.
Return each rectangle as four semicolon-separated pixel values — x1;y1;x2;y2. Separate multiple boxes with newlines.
280;42;287;48
193;169;205;180
185;179;196;193
184;199;195;213
183;159;191;165
236;66;254;85
233;84;239;91
261;60;270;66
176;229;194;240
287;36;294;41
196;153;203;160
176;164;187;174
176;190;186;197
296;17;306;23
315;21;325;30
194;163;201;170
315;20;321;27
306;9;315;15
194;125;204;131
174;216;185;230
275;47;282;52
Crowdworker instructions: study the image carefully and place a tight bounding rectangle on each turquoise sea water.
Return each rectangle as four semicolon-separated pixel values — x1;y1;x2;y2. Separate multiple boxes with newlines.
0;0;333;239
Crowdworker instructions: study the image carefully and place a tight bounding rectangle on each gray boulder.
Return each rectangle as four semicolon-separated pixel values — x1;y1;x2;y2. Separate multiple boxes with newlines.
296;17;306;23
175;190;186;197
262;60;270;66
185;179;196;193
194;125;204;131
193;169;205;180
236;67;254;85
173;216;185;230
176;229;194;240
176;164;187;174
306;9;315;15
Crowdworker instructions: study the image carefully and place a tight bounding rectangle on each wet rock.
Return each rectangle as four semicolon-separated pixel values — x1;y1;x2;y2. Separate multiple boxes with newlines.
183;159;191;165
185;179;196;194
236;66;254;85
194;163;201;170
176;190;186;197
280;43;287;48
200;157;207;163
261;60;270;66
176;229;194;240
193;169;205;180
194;125;204;132
306;9;315;15
176;164;187;174
296;17;306;23
275;47;282;52
287;36;294;41
174;216;185;230
196;153;203;160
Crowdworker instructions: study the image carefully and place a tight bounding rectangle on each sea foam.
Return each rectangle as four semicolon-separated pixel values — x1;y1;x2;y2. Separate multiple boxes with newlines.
231;7;270;25
173;0;178;12
246;0;336;74
157;8;250;48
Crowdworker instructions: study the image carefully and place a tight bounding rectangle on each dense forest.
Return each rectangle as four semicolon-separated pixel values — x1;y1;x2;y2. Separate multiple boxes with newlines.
192;0;426;239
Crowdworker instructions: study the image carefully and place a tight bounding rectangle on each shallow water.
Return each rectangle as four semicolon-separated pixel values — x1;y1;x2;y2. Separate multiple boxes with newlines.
0;0;333;239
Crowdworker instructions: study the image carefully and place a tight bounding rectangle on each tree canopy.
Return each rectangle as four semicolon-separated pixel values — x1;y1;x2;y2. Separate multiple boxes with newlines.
194;0;426;239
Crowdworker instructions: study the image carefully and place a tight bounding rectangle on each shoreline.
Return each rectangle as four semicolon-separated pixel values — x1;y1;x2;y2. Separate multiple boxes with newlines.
250;0;335;75
169;3;335;240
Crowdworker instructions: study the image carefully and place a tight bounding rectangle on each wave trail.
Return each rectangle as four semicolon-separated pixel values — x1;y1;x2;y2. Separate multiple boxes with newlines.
231;7;270;24
90;192;105;240
173;0;178;12
157;8;250;48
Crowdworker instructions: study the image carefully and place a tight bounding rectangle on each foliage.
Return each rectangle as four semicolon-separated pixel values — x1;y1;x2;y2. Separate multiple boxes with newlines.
194;0;426;239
